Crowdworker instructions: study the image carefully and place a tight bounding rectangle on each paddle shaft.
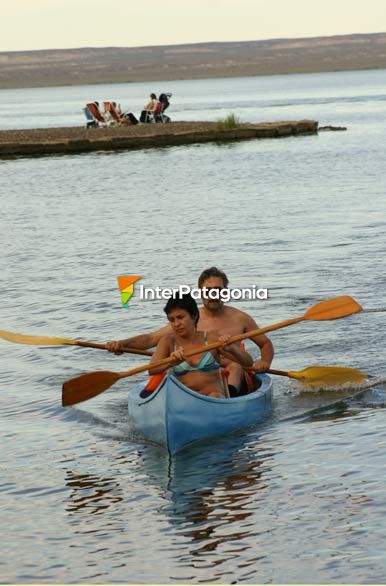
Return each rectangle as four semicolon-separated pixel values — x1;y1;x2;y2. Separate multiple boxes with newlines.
267;368;290;377
244;366;291;378
73;340;152;357
116;315;304;380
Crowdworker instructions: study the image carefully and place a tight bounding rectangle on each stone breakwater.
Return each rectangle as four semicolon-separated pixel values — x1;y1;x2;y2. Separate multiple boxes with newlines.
0;120;318;157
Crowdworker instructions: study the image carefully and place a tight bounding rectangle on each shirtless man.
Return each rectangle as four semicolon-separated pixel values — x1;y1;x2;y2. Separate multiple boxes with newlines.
107;267;274;394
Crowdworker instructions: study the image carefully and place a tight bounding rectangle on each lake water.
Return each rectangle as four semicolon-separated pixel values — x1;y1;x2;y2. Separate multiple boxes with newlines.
1;69;386;583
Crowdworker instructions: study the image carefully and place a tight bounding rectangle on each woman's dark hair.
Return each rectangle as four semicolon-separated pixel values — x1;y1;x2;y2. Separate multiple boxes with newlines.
150;93;157;99
198;266;229;288
164;293;199;325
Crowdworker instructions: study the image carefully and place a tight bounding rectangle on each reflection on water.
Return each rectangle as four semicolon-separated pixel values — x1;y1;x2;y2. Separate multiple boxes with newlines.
65;470;123;514
140;434;273;564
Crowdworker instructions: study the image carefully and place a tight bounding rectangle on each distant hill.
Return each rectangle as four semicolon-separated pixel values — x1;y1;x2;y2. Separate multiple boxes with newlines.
1;33;386;89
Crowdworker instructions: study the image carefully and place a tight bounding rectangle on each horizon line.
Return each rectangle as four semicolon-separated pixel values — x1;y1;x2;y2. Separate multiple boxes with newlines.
1;30;386;55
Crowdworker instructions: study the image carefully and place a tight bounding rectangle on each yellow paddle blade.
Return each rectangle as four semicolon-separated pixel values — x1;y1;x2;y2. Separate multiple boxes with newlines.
287;365;368;387
304;296;362;321
0;328;152;356
0;329;76;346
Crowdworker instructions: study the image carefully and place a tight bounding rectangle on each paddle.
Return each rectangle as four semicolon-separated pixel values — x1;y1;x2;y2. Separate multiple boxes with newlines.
3;327;366;389
62;295;362;406
0;329;152;357
266;365;368;386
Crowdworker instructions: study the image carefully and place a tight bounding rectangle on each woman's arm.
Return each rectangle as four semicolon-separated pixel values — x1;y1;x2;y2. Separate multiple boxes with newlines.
148;335;185;374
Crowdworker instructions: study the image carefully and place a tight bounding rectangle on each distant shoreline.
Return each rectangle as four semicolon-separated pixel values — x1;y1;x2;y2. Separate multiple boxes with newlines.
1;32;385;90
0;65;385;92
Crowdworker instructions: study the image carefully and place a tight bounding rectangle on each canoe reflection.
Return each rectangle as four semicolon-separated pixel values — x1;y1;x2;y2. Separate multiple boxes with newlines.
65;470;123;514
140;432;274;556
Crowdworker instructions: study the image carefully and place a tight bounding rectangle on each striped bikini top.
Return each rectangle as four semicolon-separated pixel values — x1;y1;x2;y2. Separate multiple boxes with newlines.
170;332;221;376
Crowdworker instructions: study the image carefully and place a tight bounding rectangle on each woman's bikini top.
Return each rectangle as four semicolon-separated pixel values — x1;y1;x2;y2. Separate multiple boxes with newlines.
170;332;221;376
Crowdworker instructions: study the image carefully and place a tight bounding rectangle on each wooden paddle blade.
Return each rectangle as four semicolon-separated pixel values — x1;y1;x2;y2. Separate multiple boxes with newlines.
62;371;119;406
0;329;75;346
287;365;368;386
303;296;362;321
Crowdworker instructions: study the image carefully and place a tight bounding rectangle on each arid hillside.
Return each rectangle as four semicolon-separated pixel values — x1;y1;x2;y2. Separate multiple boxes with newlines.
1;33;386;89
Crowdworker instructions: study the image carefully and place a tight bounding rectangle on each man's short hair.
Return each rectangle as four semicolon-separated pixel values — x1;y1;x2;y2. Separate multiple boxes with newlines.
198;267;229;288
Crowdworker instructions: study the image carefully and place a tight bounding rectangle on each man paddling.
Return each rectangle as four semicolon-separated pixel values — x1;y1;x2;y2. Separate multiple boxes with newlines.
107;267;274;395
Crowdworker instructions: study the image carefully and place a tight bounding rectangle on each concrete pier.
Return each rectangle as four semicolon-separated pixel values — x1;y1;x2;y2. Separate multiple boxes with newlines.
0;120;318;157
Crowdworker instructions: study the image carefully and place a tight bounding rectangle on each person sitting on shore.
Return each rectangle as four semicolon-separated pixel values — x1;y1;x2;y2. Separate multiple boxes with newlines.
113;102;122;116
140;93;157;123
121;110;139;125
154;93;172;123
148;293;253;398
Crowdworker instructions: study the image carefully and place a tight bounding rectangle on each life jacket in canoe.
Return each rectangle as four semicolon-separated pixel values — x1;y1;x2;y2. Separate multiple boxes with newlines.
144;372;166;392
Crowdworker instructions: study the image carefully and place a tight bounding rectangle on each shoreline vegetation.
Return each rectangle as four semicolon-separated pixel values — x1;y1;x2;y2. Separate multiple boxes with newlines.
0;120;318;157
0;33;385;89
216;113;241;130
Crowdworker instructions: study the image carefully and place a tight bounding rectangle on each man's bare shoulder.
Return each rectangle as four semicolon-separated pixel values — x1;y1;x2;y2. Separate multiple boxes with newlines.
198;304;258;335
224;305;254;319
225;305;259;329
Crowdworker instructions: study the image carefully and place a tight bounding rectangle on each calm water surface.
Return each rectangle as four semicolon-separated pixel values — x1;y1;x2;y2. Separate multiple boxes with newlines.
1;69;386;583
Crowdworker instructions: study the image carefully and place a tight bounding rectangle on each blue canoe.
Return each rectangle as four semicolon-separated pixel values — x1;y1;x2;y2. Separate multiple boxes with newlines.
127;373;273;455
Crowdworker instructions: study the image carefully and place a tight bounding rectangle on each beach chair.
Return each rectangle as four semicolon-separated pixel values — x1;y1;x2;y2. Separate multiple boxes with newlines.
86;102;106;126
139;109;155;123
83;106;99;128
103;102;122;126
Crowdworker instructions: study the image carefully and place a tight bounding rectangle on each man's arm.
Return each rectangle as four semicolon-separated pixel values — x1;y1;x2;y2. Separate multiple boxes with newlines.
106;324;172;353
243;314;274;372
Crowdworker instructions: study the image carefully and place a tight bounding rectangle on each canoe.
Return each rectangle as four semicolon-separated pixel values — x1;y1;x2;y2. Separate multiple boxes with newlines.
127;373;273;455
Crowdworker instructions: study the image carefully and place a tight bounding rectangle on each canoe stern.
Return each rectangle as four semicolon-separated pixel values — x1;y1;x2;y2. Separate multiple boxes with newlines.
165;375;272;455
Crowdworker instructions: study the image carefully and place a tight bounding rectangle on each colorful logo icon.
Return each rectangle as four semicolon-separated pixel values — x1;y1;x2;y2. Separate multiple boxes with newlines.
117;276;141;307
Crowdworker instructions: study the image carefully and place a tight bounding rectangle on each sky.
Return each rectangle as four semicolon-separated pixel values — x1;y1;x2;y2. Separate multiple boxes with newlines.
1;0;386;52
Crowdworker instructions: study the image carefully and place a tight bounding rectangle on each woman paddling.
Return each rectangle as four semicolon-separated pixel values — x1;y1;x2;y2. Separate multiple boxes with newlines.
149;293;253;398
